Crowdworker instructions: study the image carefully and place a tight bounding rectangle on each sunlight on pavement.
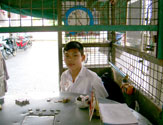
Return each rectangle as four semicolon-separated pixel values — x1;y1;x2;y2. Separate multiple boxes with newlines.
5;40;60;99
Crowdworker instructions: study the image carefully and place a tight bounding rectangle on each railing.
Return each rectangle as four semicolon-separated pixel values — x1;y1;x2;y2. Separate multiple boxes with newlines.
112;44;163;106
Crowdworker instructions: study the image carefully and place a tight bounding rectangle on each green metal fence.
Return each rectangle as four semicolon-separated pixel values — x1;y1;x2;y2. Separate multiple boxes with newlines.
0;0;162;106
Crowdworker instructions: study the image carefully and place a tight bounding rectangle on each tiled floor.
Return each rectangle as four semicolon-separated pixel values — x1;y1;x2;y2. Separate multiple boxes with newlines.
5;41;59;99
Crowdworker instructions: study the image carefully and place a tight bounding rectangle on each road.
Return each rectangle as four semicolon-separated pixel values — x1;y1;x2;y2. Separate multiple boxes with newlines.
5;41;59;99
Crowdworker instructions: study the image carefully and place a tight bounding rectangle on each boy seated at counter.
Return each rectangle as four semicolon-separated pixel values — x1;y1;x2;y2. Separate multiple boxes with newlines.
60;41;108;98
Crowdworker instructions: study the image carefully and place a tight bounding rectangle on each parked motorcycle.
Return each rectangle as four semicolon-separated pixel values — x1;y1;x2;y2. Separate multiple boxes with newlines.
16;35;32;50
0;38;17;60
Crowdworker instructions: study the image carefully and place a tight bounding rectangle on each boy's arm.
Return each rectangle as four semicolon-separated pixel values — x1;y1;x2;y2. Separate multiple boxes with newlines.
92;77;109;98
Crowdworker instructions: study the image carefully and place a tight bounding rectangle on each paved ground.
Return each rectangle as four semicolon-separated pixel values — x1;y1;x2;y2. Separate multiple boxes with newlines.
5;41;59;99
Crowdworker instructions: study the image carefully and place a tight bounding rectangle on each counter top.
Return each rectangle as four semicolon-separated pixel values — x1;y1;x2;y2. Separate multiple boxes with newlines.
0;92;152;125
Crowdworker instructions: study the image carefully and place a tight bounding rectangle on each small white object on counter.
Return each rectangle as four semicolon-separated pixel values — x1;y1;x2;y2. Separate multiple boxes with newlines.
75;95;89;108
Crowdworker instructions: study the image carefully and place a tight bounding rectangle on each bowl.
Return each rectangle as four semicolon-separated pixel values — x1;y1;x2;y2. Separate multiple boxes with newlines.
75;96;89;108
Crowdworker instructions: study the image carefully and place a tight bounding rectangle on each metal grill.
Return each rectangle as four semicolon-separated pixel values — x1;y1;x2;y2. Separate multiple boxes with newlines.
114;44;163;105
0;0;158;26
0;0;162;106
61;0;161;106
62;31;109;68
0;13;57;27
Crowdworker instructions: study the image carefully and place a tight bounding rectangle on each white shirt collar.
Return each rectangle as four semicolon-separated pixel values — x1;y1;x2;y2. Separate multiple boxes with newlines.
67;65;85;83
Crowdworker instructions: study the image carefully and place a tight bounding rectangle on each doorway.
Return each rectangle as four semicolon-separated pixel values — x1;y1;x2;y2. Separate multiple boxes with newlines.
2;32;60;99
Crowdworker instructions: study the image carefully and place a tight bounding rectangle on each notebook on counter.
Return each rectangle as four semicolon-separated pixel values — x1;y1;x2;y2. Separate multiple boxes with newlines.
99;103;138;125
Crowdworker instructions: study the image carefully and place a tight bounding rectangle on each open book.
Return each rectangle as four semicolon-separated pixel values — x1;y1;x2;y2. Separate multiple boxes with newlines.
99;103;138;125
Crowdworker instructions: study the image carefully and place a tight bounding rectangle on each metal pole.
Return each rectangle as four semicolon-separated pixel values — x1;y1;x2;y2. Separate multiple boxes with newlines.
111;1;116;64
157;0;163;59
57;0;63;90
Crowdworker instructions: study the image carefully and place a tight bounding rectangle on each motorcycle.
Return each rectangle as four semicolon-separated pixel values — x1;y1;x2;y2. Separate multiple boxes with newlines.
16;35;32;50
0;38;17;60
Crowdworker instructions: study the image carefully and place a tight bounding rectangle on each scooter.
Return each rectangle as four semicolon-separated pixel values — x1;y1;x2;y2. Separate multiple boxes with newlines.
0;38;17;60
16;35;32;50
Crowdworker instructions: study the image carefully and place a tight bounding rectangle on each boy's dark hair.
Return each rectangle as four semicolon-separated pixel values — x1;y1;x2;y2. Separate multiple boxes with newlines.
64;41;84;55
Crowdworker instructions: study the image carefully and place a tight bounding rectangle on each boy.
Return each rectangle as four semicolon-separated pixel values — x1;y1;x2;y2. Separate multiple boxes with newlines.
60;41;108;98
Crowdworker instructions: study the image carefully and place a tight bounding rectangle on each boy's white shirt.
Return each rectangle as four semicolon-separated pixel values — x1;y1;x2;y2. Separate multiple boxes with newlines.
60;66;108;98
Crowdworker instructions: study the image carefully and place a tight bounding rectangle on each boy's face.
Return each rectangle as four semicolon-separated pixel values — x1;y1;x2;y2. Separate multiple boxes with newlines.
64;48;85;71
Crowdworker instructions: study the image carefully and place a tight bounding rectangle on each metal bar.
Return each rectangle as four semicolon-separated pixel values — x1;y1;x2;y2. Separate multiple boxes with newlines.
57;0;62;87
41;0;44;26
30;0;33;26
113;44;163;66
109;62;126;77
111;2;116;42
0;25;158;33
62;43;110;47
157;0;163;59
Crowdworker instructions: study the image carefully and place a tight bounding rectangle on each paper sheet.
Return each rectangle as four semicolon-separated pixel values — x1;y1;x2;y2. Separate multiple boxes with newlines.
99;103;138;125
